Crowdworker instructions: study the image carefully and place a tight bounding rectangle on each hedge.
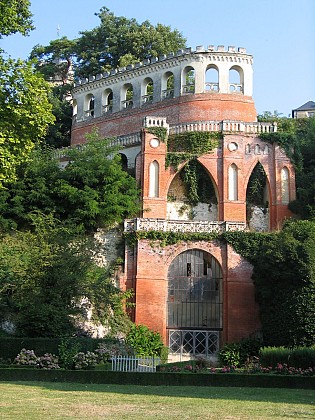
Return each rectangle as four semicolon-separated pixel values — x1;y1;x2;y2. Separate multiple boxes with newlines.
0;337;110;361
0;369;314;389
260;346;315;369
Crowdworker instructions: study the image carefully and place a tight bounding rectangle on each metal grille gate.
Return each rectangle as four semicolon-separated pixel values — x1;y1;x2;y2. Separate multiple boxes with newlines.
169;330;219;356
167;249;223;356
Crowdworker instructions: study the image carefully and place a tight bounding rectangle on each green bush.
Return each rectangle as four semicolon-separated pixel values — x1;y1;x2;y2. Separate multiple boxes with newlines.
219;343;241;367
0;337;114;361
125;324;164;356
260;346;315;369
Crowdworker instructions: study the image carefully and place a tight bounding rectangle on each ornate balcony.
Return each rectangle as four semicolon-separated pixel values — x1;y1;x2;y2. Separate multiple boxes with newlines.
124;218;246;233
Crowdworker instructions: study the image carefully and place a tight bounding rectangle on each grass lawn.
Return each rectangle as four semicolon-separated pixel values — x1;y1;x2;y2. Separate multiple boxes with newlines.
0;382;314;419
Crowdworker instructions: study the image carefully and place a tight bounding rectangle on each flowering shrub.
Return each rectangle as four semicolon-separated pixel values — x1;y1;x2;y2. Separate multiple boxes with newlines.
14;349;60;369
14;349;39;367
73;351;98;370
37;353;60;370
95;340;134;363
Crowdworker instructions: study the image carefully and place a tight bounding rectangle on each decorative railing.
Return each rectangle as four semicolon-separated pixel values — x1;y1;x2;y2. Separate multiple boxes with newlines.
162;89;174;100
169;120;277;135
182;84;195;94
53;132;141;159
111;356;160;372
124;218;246;233
205;82;219;92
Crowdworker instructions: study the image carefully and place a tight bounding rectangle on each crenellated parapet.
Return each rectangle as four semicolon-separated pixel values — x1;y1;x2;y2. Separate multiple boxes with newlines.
72;45;254;124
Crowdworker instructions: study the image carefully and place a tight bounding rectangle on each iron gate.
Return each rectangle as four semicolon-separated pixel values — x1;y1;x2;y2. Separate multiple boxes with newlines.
167;249;223;356
169;330;219;356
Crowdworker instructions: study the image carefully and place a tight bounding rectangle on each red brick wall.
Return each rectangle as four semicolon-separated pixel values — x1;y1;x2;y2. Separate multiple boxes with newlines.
71;93;257;145
123;239;261;345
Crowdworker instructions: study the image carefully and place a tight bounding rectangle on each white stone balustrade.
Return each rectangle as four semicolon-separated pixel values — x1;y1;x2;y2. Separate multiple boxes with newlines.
124;218;246;233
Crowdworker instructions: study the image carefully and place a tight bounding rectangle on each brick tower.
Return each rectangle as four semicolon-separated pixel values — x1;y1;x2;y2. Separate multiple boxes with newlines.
71;45;295;358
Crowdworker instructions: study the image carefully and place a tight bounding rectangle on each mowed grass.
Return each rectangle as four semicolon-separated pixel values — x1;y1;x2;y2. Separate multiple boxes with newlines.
0;381;314;419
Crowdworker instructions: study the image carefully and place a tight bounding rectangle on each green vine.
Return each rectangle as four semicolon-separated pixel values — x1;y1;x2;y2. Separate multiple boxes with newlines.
166;131;221;168
124;230;221;247
165;131;221;206
146;127;168;142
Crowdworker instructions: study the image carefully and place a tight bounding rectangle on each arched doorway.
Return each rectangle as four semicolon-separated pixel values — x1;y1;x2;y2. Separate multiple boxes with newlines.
167;249;222;357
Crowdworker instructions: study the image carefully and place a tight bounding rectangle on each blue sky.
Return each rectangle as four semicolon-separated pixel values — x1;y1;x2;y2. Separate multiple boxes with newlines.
1;0;314;117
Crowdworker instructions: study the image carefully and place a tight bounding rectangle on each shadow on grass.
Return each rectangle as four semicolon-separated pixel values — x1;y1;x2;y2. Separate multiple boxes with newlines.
2;381;314;405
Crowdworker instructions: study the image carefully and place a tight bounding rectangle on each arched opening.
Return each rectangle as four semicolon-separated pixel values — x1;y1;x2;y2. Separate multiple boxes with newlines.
205;65;219;92
281;167;290;204
246;162;269;231
229;66;244;93
182;66;195;94
142;78;153;105
162;72;174;100
149;160;159;198
121;84;133;109
72;99;77;120
85;94;95;118
102;89;113;113
228;164;238;201
119;153;128;172
168;249;222;357
167;160;218;221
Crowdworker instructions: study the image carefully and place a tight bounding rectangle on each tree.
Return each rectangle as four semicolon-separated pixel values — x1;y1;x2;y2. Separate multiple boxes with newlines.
0;58;55;186
0;130;140;232
74;7;186;77
0;213;130;337
0;0;55;186
30;37;76;85
0;0;33;39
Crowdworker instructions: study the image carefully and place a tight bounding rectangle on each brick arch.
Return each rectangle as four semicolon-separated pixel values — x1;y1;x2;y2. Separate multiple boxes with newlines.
165;159;219;202
164;241;225;271
244;159;272;208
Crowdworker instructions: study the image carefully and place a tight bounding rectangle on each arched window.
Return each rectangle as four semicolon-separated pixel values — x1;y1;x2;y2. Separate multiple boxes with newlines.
182;66;195;94
142;78;154;105
102;89;113;113
122;84;133;109
228;164;238;201
149;160;159;197
85;94;95;118
72;99;77;120
281;167;290;204
229;66;243;93
162;72;174;100
255;144;261;154
245;144;251;154
205;65;219;92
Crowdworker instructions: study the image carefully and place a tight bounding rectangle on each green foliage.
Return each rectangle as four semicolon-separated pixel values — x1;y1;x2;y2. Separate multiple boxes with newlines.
0;0;33;39
165;131;220;205
58;339;80;369
30;37;76;85
259;346;315;370
246;162;267;206
0;213;131;337
219;343;241;367
224;220;315;347
145;127;168;142
125;324;164;357
0;58;55;186
125;229;220;247
0;130;140;232
259;116;315;219
166;131;221;169
74;7;186;78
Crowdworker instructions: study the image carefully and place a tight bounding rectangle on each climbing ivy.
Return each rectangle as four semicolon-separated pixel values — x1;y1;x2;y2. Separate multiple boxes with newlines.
165;131;221;206
145;126;168;142
124;229;220;247
166;131;221;168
